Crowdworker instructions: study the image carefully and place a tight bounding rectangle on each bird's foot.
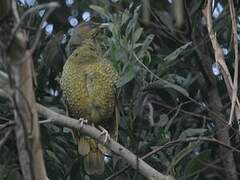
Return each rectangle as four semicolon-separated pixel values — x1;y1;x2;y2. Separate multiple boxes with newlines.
78;118;88;129
99;126;110;144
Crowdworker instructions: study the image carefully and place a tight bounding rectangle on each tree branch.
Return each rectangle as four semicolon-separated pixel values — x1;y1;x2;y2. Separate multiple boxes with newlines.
227;0;239;124
203;0;240;124
106;136;240;180
37;104;174;180
0;71;174;180
200;1;238;180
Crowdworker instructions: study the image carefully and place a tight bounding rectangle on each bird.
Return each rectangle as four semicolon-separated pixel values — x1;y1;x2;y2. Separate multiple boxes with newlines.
60;22;119;175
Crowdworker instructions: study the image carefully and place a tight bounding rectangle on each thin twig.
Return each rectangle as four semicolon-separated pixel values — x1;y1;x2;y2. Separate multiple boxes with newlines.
39;118;53;124
106;136;239;180
0;129;13;151
9;2;59;50
0;121;15;131
7;2;60;67
30;3;60;54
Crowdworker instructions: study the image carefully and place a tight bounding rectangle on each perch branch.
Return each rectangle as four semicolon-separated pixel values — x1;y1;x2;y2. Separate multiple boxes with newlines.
37;104;174;180
0;71;174;180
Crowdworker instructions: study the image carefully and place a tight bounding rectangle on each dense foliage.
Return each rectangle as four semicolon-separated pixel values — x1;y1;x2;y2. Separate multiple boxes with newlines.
0;0;240;180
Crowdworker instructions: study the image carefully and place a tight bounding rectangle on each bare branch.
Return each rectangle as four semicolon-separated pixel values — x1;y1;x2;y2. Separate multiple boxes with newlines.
0;70;174;179
0;121;15;131
9;2;59;52
203;0;240;124
29;2;60;54
106;136;240;180
227;0;239;124
203;1;238;179
37;104;174;180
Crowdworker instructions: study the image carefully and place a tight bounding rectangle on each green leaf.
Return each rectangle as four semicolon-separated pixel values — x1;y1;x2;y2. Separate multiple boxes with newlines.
125;5;141;37
89;5;110;18
168;143;199;173
179;128;207;139
117;64;138;87
184;150;211;176
158;11;174;32
133;27;143;43
165;74;186;85
46;150;62;166
163;42;192;62
145;79;189;97
121;9;130;25
151;152;170;167
138;34;154;59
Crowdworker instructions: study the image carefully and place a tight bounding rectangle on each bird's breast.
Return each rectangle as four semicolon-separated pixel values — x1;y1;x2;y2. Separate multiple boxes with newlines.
61;59;118;124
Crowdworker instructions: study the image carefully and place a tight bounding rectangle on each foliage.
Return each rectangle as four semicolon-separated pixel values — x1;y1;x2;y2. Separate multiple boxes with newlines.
0;0;240;180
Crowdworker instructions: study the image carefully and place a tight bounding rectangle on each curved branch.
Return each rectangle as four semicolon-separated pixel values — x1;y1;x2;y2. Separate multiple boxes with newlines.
0;66;173;179
203;0;240;124
227;0;239;124
37;104;174;180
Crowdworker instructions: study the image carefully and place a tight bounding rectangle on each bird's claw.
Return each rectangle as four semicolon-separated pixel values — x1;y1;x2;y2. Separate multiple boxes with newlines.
99;126;110;144
78;118;88;129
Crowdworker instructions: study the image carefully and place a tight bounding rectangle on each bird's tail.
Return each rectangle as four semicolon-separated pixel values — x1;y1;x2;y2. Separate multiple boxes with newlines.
78;136;108;175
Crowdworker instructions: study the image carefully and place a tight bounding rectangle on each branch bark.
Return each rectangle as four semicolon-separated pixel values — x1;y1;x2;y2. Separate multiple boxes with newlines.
0;71;174;180
0;1;47;180
186;1;238;180
227;0;239;124
203;0;240;124
37;104;174;180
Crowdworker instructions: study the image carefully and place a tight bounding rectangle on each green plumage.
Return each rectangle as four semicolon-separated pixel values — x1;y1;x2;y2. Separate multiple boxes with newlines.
61;42;118;123
60;23;119;175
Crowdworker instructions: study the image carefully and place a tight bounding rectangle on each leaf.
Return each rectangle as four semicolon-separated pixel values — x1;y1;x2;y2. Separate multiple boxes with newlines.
111;24;120;39
46;150;62;166
163;82;189;97
165;74;186;85
157;42;192;76
145;79;189;97
158;11;174;32
117;64;138;87
184;150;211;176
150;152;170;167
125;5;141;37
133;27;143;43
89;5;110;18
168;143;199;173
121;9;130;25
138;34;154;59
179;128;207;139
163;42;192;62
157;114;169;127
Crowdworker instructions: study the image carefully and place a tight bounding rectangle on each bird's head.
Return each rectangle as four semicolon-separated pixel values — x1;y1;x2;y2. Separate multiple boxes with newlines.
66;22;99;56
